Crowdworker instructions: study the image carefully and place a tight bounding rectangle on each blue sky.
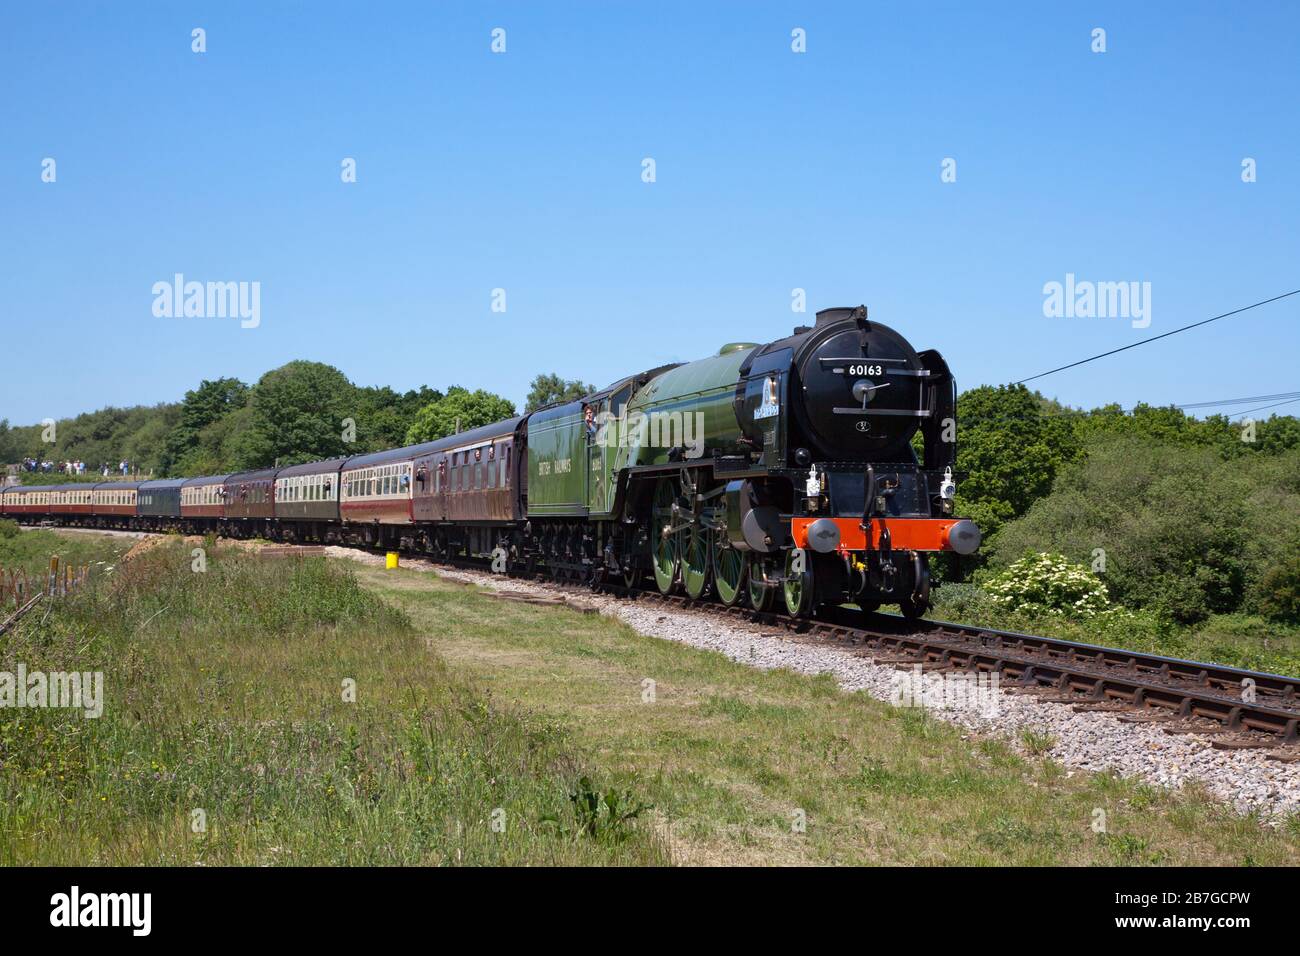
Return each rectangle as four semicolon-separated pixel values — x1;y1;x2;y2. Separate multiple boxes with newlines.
2;1;1297;425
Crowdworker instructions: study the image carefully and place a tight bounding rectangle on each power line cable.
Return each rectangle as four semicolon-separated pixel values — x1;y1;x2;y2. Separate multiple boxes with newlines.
1016;289;1300;385
1230;397;1300;420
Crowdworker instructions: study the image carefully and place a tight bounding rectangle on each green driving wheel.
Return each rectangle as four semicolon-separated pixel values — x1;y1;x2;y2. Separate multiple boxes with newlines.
681;524;711;600
651;477;679;594
713;536;747;607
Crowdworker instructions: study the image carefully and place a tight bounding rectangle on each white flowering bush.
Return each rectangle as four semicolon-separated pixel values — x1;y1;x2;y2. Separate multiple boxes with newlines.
984;553;1112;618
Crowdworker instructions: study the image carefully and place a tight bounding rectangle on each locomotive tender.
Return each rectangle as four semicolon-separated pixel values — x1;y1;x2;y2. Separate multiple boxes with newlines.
2;307;979;618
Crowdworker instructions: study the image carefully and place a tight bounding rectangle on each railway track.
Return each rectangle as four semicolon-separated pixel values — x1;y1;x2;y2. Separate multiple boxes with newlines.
597;585;1300;755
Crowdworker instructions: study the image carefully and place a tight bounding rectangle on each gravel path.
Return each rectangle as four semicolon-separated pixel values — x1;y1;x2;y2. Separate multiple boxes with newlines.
338;552;1300;821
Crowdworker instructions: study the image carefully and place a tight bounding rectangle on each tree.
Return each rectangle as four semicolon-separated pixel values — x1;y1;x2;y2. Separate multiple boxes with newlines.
525;373;594;412
406;387;516;443
0;420;21;464
951;384;1081;547
348;384;443;451
163;377;248;473
233;362;355;468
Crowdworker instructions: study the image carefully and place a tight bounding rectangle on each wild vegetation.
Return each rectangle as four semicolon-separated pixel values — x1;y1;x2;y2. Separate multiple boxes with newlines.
0;523;133;594
0;541;666;865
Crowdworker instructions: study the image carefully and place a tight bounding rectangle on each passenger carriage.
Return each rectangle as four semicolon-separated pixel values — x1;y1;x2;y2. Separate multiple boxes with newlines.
222;468;277;537
91;482;141;528
412;418;525;559
339;445;426;536
179;475;229;532
8;485;55;519
274;458;346;541
56;483;96;521
138;478;185;531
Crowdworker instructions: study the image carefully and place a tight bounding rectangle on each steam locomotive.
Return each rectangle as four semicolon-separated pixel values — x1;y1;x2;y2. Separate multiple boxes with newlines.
2;306;980;619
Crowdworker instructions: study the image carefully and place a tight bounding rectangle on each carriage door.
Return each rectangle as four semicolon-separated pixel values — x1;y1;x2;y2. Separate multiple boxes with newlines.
412;455;435;523
434;455;449;522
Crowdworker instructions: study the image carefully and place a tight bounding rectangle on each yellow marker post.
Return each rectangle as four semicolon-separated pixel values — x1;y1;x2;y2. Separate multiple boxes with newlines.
385;552;399;570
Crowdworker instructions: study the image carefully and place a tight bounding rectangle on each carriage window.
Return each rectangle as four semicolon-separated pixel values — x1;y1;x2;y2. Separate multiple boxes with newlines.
487;461;496;488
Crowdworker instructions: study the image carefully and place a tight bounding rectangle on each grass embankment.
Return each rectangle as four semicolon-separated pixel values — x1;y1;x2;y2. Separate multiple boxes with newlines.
0;540;667;865
356;565;1300;866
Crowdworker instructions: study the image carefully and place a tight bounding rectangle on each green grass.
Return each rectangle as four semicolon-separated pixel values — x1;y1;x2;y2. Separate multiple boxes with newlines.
354;565;1300;866
0;541;667;865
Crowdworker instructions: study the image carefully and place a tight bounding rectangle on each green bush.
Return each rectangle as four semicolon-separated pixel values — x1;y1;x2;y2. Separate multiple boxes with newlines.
1257;551;1300;624
982;553;1112;618
0;518;18;539
987;437;1300;623
930;582;1000;621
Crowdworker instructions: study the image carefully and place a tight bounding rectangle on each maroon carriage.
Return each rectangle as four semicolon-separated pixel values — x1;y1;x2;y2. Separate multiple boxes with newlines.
222;468;277;537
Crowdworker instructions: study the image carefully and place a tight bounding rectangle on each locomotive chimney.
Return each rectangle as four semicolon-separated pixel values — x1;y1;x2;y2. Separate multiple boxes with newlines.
813;305;868;328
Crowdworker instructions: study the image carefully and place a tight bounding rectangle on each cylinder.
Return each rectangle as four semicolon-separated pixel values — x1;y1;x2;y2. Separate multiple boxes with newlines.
385;551;399;569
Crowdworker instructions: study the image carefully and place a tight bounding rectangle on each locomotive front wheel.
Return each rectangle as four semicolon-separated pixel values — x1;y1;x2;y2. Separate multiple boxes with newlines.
747;554;774;611
783;549;816;618
681;525;711;600
713;537;747;607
